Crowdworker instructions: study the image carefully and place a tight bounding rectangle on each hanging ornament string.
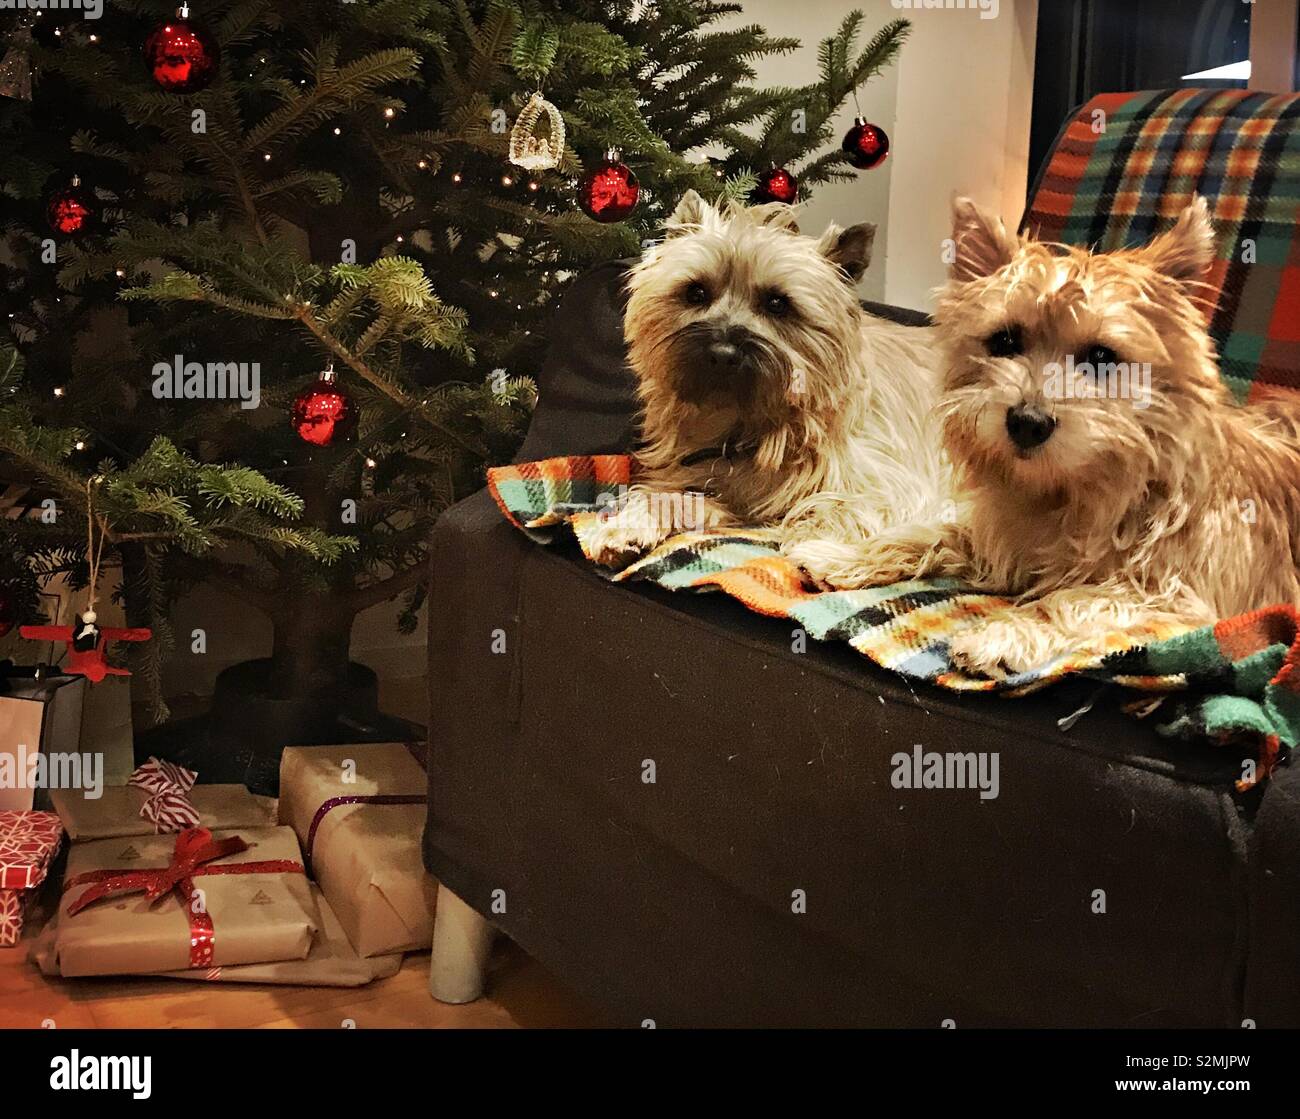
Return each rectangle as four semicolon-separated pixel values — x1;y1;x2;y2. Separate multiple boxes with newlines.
84;477;109;621
17;479;153;680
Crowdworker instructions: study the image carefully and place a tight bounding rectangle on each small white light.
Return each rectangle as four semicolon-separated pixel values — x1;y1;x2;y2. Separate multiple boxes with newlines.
452;172;463;184
365;458;377;469
333;127;342;136
489;290;499;298
501;174;513;187
383;108;396;120
74;441;86;451
263;153;272;162
53;386;65;397
528;180;539;192
418;159;429;170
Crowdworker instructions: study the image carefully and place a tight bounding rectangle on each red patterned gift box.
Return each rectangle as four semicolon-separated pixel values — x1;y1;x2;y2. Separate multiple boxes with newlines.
0;810;64;889
0;810;63;947
1;887;33;947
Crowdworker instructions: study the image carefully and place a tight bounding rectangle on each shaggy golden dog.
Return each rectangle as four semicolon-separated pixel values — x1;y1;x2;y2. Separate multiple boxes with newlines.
583;189;951;577
837;195;1300;677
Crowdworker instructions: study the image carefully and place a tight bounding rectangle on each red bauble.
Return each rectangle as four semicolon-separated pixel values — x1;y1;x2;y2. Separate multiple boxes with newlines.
842;117;890;170
292;369;357;447
578;151;640;223
45;178;99;236
143;8;220;93
753;165;799;205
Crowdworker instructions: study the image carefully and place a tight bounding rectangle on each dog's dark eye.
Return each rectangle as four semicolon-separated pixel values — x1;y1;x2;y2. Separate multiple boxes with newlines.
684;282;711;307
984;326;1023;358
1081;343;1120;367
762;292;792;317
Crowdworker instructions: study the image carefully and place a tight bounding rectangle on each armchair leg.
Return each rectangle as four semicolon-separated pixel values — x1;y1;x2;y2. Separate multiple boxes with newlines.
428;883;496;1004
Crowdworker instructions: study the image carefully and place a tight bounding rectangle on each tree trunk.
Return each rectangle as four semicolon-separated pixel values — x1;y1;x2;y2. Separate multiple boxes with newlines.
266;589;356;701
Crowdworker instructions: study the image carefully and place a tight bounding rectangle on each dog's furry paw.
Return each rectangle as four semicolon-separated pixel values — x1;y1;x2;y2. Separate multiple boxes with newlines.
947;622;1059;679
581;514;664;569
947;631;1017;680
782;540;903;591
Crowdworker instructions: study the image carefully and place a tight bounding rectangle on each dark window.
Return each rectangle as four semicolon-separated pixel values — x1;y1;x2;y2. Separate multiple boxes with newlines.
1030;0;1252;187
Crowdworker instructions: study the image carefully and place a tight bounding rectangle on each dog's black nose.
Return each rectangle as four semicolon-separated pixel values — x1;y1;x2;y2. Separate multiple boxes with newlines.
1005;405;1056;451
706;339;741;367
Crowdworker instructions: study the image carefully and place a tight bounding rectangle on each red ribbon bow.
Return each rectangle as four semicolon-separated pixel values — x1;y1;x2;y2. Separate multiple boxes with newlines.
128;757;201;833
63;827;303;969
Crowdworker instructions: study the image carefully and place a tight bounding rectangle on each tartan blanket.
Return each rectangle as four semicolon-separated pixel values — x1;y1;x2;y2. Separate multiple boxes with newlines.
489;455;1300;788
1024;89;1300;401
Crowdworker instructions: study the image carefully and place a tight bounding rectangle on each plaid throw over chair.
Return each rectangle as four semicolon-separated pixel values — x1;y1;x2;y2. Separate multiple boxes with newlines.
1023;88;1300;400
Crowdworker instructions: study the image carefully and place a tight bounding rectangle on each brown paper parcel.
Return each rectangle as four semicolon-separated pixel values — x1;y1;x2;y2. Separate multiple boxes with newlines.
31;884;399;987
278;744;435;957
51;784;273;841
52;826;317;977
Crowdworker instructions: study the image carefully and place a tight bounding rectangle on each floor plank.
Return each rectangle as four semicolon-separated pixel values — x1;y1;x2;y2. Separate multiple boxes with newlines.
0;913;607;1029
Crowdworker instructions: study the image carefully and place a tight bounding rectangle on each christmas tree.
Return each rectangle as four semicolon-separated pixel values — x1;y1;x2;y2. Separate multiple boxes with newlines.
0;1;907;756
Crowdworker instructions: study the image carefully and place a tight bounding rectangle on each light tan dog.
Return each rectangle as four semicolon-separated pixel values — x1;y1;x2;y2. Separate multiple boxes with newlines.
839;195;1300;677
583;190;951;574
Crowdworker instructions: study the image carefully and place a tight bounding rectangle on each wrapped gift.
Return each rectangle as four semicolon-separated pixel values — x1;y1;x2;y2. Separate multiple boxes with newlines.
0;809;64;948
1;888;33;947
51;767;272;842
0;809;64;889
0;674;87;812
50;825;317;977
278;743;435;957
30;884;401;987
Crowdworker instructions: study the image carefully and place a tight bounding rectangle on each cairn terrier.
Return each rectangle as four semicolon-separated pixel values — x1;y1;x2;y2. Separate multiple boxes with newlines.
842;194;1300;677
583;190;950;575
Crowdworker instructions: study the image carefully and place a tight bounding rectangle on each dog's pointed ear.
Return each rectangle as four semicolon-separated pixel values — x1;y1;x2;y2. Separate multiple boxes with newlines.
750;202;801;234
817;222;875;283
950;197;1018;282
1142;195;1216;282
665;189;714;235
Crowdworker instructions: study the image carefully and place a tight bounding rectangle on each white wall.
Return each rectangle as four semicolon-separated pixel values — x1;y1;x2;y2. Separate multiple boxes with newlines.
736;0;1038;310
884;0;1039;309
722;0;903;302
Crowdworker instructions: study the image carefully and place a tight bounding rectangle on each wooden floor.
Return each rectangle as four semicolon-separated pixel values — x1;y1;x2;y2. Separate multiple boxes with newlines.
0;914;609;1029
